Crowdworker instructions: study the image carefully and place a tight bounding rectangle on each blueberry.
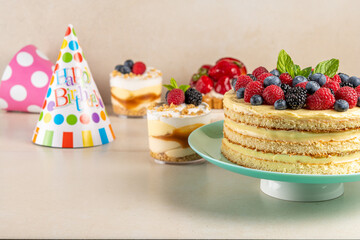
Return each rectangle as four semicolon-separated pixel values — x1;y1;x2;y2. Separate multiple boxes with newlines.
124;59;134;69
357;96;360;107
122;66;131;74
338;73;350;83
309;73;326;86
250;95;263;105
115;64;123;72
236;88;245;99
231;77;238;90
270;69;280;77
264;76;281;87
348;76;360;87
334;99;349;112
306;81;320;95
292;76;308;87
274;99;287;110
165;90;169;102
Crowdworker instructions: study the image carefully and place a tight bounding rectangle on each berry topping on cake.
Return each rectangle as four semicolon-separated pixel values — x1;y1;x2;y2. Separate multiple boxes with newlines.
338;73;350;83
195;75;213;94
257;72;273;83
163;78;191;105
307;88;335;110
279;73;293;86
334;99;349;112
332;74;341;83
295;81;308;89
349;76;360;87
252;66;268;78
309;73;326;86
306;81;321;94
274;99;287;110
247;74;257;81
285;87;307;110
132;61;146;75
335;86;357;108
292;76;308;87
340;82;354;88
234;75;253;91
280;83;292;95
356;86;360;97
185;88;203;106
262;85;284;105
215;76;232;94
270;69;280;77
263;75;281;87
124;59;134;69
236;88;245;99
323;81;340;93
250;95;263;105
244;81;264;103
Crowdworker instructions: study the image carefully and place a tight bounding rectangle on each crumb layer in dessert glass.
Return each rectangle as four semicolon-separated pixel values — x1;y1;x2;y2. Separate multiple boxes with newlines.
110;68;162;117
147;102;211;164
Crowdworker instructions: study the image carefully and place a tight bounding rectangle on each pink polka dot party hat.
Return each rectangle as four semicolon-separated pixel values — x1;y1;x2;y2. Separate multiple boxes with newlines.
0;45;54;113
32;24;115;148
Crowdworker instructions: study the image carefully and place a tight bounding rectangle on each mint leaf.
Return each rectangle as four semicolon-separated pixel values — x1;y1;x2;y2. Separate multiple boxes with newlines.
294;65;301;76
170;78;178;89
163;84;175;90
277;49;295;77
179;85;190;92
299;67;312;78
313;59;339;78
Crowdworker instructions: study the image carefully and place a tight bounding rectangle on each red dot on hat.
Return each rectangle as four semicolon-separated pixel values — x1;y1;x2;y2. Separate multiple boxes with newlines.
74;52;83;63
54;63;59;72
65;27;71;36
42;100;47;109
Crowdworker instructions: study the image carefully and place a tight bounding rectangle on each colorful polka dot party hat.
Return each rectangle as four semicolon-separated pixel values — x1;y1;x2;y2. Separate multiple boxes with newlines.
32;24;115;148
0;45;54;113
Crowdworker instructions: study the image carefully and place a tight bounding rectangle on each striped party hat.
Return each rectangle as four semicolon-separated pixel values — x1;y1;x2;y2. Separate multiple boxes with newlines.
32;24;115;148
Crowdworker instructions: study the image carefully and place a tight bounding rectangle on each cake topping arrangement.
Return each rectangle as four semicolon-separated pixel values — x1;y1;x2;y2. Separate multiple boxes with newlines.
232;49;360;112
164;78;203;106
114;59;147;75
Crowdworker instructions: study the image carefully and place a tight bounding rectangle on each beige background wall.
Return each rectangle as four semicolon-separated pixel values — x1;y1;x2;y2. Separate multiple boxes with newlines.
1;0;360;104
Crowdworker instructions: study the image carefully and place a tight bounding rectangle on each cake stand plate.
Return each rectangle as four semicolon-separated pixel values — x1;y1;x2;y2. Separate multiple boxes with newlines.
188;120;360;202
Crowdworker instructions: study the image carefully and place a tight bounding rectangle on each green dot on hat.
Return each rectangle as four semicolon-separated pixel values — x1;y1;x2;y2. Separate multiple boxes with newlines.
62;52;73;63
66;114;77;125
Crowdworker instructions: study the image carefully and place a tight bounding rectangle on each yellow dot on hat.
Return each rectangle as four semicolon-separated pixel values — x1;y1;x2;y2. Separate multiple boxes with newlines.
61;40;68;49
44;113;52;123
57;51;61;61
50;76;54;85
100;111;106;120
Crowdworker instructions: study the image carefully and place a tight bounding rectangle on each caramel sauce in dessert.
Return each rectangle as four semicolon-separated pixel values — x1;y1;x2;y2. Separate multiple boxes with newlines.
153;123;204;148
111;92;160;109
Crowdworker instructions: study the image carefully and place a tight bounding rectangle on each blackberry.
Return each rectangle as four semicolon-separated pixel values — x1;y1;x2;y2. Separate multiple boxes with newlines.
285;87;307;110
165;90;170;102
329;88;335;96
340;82;354;88
247;74;257;81
280;83;291;95
184;88;202;106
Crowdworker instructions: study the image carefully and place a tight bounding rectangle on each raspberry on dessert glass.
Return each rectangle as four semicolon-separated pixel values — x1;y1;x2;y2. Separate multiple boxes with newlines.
110;60;162;117
190;57;247;109
147;78;211;164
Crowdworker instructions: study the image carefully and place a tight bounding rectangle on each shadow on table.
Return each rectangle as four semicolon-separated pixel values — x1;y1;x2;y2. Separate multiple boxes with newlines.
150;160;360;222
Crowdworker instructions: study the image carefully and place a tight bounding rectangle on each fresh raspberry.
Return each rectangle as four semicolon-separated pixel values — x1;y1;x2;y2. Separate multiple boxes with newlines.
335;86;357;108
167;89;185;105
262;85;284;105
279;73;293;86
132;61;146;74
323;81;340;93
332;74;341;84
195;75;214;94
214;76;232;94
306;87;335;110
325;75;331;85
244;81;264;103
252;66;268;78
235;75;253;91
356;85;360;97
295;81;307;89
257;72;273;83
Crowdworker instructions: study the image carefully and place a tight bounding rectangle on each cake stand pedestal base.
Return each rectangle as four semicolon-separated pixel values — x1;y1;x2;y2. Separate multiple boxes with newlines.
260;179;344;202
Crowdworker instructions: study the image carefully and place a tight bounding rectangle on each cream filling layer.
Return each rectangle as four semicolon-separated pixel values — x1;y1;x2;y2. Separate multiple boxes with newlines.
224;91;360;120
148;137;195;158
224;118;360;142
223;138;360;164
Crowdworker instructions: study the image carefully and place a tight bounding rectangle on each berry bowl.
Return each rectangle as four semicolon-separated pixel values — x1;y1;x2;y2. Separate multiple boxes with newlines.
188;120;360;202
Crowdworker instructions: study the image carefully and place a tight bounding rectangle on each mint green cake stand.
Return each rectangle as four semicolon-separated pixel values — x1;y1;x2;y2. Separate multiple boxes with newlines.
188;120;360;202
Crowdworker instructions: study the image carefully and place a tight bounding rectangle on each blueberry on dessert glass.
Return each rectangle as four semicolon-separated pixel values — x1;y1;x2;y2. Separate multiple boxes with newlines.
110;60;162;117
147;78;211;164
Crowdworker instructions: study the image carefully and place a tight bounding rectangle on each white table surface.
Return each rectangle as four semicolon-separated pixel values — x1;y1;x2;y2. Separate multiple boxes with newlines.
1;110;360;239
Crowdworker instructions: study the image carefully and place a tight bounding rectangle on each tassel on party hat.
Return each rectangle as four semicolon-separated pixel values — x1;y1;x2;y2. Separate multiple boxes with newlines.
32;24;115;148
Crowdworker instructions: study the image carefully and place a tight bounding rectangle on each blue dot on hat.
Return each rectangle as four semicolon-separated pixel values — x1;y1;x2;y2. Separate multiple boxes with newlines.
68;40;79;51
47;88;52;98
54;114;64;125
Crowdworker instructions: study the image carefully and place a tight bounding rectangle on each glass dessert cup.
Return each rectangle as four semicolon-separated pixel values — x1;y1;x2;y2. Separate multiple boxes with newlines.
147;102;211;164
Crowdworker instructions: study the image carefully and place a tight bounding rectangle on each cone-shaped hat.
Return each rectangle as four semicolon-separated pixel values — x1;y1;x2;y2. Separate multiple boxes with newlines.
32;24;115;148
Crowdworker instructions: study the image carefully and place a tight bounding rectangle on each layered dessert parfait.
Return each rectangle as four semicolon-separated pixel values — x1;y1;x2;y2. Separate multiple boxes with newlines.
190;57;247;109
110;59;162;117
147;79;211;164
222;49;360;174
